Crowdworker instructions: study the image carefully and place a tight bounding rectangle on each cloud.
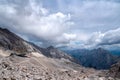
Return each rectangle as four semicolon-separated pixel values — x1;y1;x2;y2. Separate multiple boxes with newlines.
70;0;120;31
0;0;120;48
85;28;120;48
0;0;74;47
99;28;120;45
55;33;76;43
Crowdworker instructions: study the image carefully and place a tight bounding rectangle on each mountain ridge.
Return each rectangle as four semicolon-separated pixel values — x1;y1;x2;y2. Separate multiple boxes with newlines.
0;27;120;80
63;48;120;69
0;27;75;62
0;27;39;55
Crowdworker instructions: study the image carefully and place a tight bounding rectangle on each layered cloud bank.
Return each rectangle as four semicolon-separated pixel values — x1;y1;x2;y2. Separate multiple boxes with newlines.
85;28;120;49
0;0;120;49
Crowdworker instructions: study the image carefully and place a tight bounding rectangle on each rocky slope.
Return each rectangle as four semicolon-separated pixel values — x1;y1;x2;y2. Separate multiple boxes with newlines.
107;61;120;78
29;40;76;63
0;27;120;80
0;52;119;80
31;44;75;62
0;28;40;56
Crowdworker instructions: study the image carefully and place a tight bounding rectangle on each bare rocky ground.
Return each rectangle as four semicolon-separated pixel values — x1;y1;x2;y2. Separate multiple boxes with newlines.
0;51;119;80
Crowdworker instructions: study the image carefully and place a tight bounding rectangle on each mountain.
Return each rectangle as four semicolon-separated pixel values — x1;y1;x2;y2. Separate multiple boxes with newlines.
46;46;75;61
0;27;120;80
64;48;120;69
0;28;40;56
0;28;86;79
0;27;74;62
29;43;75;62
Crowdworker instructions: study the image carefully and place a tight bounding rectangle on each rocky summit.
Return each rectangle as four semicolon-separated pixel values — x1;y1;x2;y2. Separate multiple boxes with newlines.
0;28;120;80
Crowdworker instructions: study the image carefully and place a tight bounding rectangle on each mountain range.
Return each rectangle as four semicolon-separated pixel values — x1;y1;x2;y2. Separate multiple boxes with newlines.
63;48;120;69
0;27;120;80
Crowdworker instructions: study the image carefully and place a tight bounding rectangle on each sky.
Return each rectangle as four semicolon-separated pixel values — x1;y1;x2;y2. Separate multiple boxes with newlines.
0;0;120;49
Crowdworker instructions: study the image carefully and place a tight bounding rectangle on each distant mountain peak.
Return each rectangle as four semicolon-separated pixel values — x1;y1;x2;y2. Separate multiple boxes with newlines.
93;47;105;51
97;47;104;50
91;47;110;54
64;48;119;69
47;46;54;49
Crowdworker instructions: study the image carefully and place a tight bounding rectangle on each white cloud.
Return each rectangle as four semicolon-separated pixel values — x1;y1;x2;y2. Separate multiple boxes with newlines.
61;0;120;32
100;28;120;45
0;0;120;48
63;33;76;41
0;0;74;47
85;28;120;48
55;33;76;43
